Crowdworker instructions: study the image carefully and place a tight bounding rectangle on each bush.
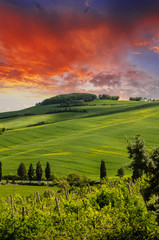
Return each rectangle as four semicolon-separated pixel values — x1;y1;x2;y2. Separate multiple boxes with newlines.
67;173;88;186
3;174;20;181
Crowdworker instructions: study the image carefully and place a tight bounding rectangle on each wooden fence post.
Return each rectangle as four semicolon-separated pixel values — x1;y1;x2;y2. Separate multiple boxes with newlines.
83;199;86;209
55;197;61;217
128;184;132;196
36;192;41;203
22;206;25;218
88;184;91;194
64;187;69;200
10;195;13;207
48;190;51;198
109;180;112;190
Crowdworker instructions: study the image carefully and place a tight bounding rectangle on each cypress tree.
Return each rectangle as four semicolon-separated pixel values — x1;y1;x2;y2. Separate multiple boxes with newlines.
100;160;107;179
0;162;2;182
36;161;43;181
45;162;51;181
28;164;34;182
17;162;26;180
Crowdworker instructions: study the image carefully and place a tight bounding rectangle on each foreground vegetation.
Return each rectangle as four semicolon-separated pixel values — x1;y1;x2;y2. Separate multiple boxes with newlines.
0;178;159;240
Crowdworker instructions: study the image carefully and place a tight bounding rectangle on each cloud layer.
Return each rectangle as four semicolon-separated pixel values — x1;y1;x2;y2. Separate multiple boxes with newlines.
0;0;159;101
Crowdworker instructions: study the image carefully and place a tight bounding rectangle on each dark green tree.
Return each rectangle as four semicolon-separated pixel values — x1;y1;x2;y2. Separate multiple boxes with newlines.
17;162;26;180
144;147;159;198
0;162;2;182
45;162;51;181
36;161;43;181
129;97;142;101
101;94;110;100
143;147;159;223
127;135;154;181
28;163;34;182
100;160;107;179
116;167;124;178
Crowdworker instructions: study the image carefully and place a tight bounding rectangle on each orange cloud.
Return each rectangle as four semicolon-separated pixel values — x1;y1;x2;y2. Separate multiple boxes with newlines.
133;52;143;55
134;41;151;47
0;1;159;97
149;46;159;54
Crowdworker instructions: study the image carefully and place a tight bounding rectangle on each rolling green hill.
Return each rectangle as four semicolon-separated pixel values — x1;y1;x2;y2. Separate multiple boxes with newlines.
0;99;159;179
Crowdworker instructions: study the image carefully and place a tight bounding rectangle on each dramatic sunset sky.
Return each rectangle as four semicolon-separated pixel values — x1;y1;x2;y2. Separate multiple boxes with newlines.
0;0;159;112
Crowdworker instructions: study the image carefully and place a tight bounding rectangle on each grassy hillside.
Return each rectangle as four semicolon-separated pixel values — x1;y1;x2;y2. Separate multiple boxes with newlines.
0;99;156;119
0;99;159;179
0;184;58;201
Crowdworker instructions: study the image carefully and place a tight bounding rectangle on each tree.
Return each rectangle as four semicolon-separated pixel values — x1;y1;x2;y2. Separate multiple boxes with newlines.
110;96;119;100
101;94;110;100
126;135;152;181
144;147;159;199
0;162;2;182
36;161;43;181
45;162;51;181
28;164;34;182
116;167;124;178
129;97;142;101
17;162;26;180
41;93;97;105
100;160;107;179
143;147;159;223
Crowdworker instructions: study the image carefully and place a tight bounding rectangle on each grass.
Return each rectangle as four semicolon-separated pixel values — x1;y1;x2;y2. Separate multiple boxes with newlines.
0;99;156;120
0;184;58;201
0;99;159;180
0;112;83;130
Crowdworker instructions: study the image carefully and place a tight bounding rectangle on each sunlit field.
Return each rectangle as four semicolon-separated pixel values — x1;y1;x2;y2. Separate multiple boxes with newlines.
0;100;159;179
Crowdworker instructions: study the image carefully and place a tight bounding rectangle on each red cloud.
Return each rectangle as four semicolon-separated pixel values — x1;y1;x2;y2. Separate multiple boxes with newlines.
0;1;159;97
90;72;121;87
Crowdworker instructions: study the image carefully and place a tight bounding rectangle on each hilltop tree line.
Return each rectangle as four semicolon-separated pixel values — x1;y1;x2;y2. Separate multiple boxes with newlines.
37;92;148;107
129;96;142;101
99;94;119;100
39;93;97;106
36;92;124;107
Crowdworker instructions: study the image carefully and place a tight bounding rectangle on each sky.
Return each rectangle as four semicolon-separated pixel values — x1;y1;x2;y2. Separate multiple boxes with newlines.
0;0;159;112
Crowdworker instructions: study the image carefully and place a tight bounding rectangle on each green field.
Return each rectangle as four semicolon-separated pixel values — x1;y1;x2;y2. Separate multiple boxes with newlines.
0;99;159;179
0;184;58;201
